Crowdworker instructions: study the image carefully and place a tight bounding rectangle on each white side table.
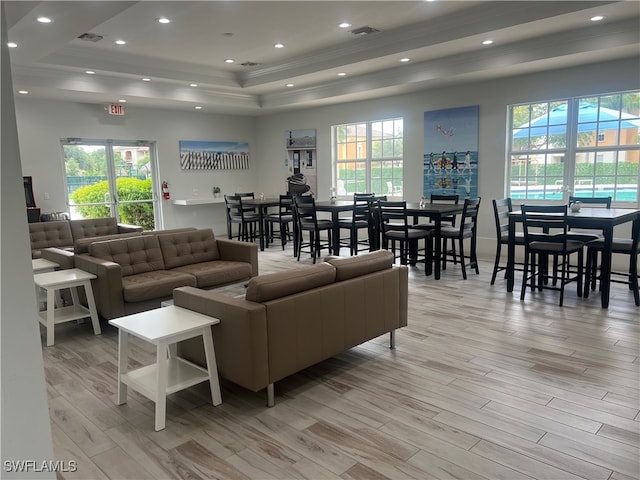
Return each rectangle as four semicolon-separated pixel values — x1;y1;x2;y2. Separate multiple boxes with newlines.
109;306;222;431
34;268;101;346
32;258;60;309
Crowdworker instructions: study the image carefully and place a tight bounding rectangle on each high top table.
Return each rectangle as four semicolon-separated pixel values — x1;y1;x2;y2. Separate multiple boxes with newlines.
507;207;640;308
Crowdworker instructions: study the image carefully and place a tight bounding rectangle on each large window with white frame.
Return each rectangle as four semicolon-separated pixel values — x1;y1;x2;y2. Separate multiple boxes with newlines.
332;118;404;198
508;91;639;204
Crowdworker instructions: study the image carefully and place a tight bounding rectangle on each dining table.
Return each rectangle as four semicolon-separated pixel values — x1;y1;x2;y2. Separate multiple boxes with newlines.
506;206;640;308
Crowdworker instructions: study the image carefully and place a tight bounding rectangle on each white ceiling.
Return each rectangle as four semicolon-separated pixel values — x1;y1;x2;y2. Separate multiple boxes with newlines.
6;1;640;116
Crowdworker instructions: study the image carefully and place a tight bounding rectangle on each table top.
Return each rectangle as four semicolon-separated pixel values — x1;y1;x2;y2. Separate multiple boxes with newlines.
34;268;96;287
109;305;219;342
32;258;59;272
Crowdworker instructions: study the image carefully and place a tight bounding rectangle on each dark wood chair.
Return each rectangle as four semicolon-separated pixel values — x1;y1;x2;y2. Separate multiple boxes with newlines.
264;194;294;250
491;198;526;285
293;195;333;263
338;193;375;255
440;197;482;279
224;194;259;242
378;200;433;275
520;204;586;306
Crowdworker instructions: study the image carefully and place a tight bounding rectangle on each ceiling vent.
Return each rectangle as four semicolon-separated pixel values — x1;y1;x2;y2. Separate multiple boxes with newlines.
350;26;380;36
78;32;103;42
240;61;261;67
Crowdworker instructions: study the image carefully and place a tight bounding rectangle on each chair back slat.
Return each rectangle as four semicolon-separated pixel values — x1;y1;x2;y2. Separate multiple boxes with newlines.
492;198;513;236
521;204;569;246
568;196;612;208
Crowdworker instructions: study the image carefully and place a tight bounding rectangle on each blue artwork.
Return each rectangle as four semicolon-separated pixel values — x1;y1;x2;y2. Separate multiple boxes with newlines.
179;140;250;170
423;105;479;198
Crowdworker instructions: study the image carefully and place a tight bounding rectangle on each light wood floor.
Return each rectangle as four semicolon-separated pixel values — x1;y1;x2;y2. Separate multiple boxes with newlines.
41;245;639;480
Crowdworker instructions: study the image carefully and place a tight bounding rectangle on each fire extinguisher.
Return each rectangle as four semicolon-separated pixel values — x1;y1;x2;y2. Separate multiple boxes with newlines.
161;180;170;200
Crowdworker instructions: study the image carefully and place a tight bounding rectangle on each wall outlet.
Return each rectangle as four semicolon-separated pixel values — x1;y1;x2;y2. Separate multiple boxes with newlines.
192;188;199;196
43;192;50;200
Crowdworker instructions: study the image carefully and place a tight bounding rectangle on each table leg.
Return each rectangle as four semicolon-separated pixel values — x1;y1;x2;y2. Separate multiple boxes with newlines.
46;287;55;346
82;280;101;335
202;327;222;406
116;330;128;405
433;216;442;280
331;210;341;255
258;207;266;251
155;339;168;431
599;225;614;308
506;216;516;292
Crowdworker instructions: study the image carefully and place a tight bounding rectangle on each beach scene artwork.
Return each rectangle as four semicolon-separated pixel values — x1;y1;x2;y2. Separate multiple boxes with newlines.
180;140;249;170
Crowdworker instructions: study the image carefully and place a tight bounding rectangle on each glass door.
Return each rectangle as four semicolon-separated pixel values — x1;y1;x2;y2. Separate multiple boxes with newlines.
62;139;158;230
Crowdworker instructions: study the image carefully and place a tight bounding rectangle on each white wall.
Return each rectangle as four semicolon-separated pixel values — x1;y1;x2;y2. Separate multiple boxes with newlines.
15;57;639;256
16;101;258;232
1;4;55;476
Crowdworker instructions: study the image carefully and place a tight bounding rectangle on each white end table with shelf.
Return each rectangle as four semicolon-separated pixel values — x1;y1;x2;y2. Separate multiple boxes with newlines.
33;268;100;346
109;305;221;431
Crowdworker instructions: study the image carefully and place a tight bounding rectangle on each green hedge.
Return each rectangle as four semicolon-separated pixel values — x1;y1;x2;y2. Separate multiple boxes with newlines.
70;177;154;230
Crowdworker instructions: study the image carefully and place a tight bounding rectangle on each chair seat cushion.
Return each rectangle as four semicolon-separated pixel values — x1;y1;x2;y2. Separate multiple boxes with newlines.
500;232;526;244
440;225;473;238
385;229;430;240
301;220;333;230
529;240;584;253
122;270;196;303
171;260;252;288
587;238;634;253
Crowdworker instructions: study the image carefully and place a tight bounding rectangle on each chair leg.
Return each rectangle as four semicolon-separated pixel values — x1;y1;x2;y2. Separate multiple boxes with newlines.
520;250;530;301
459;238;467;280
491;242;502;285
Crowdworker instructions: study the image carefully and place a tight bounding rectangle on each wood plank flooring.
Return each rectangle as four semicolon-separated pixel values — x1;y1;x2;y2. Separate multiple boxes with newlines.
40;246;639;480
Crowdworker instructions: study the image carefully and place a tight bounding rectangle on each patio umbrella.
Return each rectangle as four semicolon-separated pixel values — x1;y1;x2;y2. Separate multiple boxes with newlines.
513;102;640;138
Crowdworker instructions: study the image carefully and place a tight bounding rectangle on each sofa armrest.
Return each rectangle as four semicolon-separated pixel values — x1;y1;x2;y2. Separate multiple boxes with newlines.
117;223;144;234
216;238;259;276
74;254;125;319
173;286;268;392
41;247;75;269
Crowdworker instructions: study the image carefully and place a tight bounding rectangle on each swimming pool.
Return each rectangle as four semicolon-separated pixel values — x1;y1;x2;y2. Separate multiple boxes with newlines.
510;185;638;202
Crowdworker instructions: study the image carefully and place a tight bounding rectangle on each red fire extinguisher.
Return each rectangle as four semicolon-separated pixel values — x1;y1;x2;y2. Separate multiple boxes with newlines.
161;180;170;200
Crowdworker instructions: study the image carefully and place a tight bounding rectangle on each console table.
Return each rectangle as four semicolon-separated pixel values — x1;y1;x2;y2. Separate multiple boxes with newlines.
109;306;222;431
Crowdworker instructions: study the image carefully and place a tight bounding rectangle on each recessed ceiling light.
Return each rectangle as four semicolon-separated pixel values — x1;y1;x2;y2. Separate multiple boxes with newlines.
118;99;127;103
481;39;494;45
7;42;17;48
194;106;203;110
85;70;96;75
274;43;284;49
590;15;604;22
157;17;171;24
224;58;235;64
189;83;198;87
36;16;52;24
115;39;126;45
339;22;351;28
286;83;294;87
141;77;151;81
18;90;29;95
337;72;347;76
400;57;410;63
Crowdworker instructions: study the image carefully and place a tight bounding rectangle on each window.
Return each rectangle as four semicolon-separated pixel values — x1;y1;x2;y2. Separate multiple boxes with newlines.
61;139;159;230
332;118;403;197
508;91;639;203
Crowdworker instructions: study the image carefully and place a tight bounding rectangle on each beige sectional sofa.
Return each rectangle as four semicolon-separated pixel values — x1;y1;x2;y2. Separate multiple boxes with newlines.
173;249;408;406
74;228;258;319
29;217;143;258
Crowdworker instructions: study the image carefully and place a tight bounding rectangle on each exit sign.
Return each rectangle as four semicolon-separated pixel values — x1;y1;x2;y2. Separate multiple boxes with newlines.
107;103;125;116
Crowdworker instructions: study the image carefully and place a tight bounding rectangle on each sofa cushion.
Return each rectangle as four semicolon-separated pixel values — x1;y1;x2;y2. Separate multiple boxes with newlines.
171;260;252;288
245;263;336;303
158;229;220;269
88;235;165;276
122;270;196;303
74;232;142;253
29;221;74;256
70;217;118;240
326;249;394;281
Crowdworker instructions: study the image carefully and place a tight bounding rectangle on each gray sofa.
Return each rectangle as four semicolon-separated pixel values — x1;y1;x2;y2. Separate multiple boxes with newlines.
173;250;408;406
74;228;258;319
29;217;142;258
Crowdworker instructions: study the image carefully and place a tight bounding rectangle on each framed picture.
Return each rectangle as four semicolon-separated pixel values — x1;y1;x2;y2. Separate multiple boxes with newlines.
179;140;250;170
423;105;479;198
